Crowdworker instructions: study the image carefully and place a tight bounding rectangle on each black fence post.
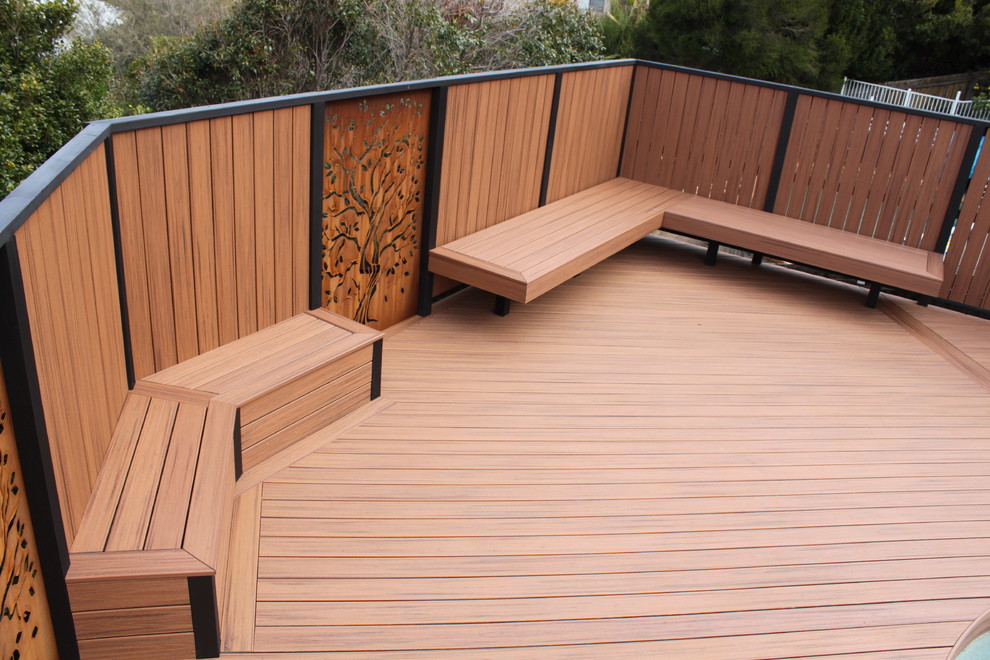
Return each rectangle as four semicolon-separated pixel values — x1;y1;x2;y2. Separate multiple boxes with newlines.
763;90;800;213
309;101;326;311
935;127;985;254
417;86;448;318
538;72;564;207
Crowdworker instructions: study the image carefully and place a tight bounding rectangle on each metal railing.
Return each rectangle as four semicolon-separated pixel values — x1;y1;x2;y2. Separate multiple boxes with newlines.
841;77;990;121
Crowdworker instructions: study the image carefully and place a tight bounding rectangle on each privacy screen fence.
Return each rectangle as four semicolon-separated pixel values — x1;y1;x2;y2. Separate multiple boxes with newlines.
0;59;989;657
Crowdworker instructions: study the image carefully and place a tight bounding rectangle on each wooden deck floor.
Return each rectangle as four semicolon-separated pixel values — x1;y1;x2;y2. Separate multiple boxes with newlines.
222;238;990;659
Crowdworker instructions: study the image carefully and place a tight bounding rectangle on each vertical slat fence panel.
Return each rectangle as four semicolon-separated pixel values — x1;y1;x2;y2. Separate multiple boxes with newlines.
14;146;128;542
942;138;990;307
546;65;633;204
774;95;972;248
112;108;312;377
436;75;555;245
621;65;785;209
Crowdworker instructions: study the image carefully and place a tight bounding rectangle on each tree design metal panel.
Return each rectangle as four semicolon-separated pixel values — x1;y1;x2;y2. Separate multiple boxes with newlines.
322;92;430;329
0;360;56;659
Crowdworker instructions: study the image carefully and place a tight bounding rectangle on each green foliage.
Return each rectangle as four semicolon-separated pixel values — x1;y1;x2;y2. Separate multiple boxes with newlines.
603;0;649;57
0;0;115;196
130;0;605;111
635;0;833;88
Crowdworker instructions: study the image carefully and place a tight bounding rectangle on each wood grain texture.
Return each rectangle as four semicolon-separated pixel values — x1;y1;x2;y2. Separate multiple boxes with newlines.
774;95;972;248
663;194;945;295
436;75;554;245
250;239;990;656
941;137;990;308
112;110;310;378
322;92;430;329
14;145;128;543
222;486;262;652
430;178;688;302
77;632;195;660
546;66;634;204
0;360;58;659
621;65;786;209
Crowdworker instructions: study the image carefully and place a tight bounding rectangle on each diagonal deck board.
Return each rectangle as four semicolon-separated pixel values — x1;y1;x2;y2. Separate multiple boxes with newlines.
232;238;990;658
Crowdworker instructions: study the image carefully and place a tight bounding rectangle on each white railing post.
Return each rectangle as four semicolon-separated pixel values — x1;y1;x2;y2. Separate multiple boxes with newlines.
950;91;962;116
903;88;913;108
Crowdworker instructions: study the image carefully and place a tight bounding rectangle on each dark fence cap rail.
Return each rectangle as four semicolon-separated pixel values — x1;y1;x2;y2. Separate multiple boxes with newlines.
3;57;988;247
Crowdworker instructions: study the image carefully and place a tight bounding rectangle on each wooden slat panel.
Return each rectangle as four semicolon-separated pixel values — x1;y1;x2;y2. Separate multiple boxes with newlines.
186;120;220;354
775;96;972;247
273;108;295;322
134;127;178;370
436;76;554;245
942;137;990;308
161;123;200;363
291;104;311;314
321;92;429;329
16;146;128;542
210;115;239;346
145;402;208;549
113;131;156;379
621;66;784;209
546;66;633;203
77;632;196;660
68;577;189;612
74;604;192;640
105;398;179;551
72;394;152;552
254;109;277;329
183;400;236;568
232;113;258;337
0;360;58;658
222;486;262;652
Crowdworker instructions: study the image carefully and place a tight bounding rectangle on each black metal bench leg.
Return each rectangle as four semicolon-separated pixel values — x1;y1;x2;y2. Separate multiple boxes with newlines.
865;282;881;308
751;252;764;266
494;295;511;316
705;242;719;266
916;295;931;307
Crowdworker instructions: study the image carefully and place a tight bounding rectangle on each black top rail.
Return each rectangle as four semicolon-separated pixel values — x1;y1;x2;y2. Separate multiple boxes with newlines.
3;57;988;247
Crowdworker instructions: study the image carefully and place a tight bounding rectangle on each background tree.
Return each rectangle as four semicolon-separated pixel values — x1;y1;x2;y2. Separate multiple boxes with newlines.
0;0;116;196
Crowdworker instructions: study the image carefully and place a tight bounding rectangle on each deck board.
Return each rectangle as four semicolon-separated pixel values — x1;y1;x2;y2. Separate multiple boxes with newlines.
231;238;990;658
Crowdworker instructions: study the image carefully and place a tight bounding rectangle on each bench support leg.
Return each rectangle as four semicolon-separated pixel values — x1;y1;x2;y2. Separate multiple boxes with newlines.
916;295;931;307
370;338;383;400
865;282;882;308
494;295;511;316
705;242;719;266
751;252;764;266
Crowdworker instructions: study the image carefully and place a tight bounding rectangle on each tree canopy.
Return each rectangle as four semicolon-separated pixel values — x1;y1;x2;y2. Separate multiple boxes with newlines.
1;0;115;196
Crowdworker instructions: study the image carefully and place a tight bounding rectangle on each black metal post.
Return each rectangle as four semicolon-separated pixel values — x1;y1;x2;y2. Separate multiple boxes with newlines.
934;127;985;254
866;282;882;308
370;338;383;400
763;91;800;214
616;64;638;178
538;73;564;207
705;242;720;266
417;86;448;318
308;101;326;310
104;135;136;388
0;240;80;659
751;252;764;266
188;576;220;658
494;295;511;316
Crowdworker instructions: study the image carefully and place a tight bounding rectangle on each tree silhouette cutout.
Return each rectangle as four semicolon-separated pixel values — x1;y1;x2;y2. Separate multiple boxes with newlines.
323;97;424;326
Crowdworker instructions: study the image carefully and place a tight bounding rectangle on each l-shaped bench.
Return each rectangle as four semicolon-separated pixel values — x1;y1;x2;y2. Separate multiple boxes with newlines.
429;177;945;313
66;310;382;659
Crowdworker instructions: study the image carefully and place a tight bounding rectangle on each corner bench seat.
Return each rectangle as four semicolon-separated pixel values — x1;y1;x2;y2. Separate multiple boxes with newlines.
663;195;945;297
430;177;690;303
66;309;382;660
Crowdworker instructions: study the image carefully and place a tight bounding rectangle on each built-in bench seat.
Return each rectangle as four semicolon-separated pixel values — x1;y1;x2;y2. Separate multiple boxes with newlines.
430;177;945;312
66;310;382;660
663;195;945;302
430;178;690;312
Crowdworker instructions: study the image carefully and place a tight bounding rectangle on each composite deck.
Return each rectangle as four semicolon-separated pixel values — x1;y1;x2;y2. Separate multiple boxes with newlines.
223;238;990;659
